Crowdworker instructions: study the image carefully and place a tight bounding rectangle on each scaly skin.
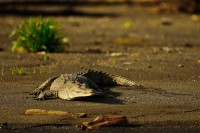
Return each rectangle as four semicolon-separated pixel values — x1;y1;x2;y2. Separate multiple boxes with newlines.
30;69;138;100
81;69;137;86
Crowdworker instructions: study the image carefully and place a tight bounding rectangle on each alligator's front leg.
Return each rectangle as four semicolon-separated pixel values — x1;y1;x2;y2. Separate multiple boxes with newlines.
35;90;58;100
30;76;58;96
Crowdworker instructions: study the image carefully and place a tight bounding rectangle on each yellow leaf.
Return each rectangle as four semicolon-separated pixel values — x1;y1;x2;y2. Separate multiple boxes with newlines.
124;21;133;29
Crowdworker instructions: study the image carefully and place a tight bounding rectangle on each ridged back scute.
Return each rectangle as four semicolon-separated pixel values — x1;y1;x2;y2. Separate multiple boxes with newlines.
80;69;117;86
78;69;137;87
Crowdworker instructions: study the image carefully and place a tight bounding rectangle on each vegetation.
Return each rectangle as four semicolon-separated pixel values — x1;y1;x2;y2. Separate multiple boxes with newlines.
0;65;51;76
11;67;29;75
10;17;68;53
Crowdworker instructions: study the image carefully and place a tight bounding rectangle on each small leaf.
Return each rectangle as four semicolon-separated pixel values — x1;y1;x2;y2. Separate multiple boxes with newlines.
124;21;133;29
9;30;16;38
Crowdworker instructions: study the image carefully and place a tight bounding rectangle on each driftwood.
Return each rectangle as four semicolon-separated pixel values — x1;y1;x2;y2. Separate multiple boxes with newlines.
25;109;87;118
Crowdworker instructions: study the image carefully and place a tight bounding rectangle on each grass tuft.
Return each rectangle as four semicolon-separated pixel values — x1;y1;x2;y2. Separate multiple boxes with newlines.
11;67;29;75
10;17;68;53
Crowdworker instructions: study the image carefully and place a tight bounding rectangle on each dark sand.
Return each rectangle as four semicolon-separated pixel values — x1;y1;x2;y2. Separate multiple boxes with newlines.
0;3;199;132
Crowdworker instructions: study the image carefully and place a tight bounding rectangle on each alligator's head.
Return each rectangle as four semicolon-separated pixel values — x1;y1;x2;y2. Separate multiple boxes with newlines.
58;80;103;100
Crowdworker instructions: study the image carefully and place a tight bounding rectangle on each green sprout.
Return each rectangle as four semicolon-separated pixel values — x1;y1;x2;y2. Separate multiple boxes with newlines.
1;67;4;76
10;17;68;53
39;65;45;74
33;67;36;74
111;58;117;64
11;67;29;75
124;20;133;29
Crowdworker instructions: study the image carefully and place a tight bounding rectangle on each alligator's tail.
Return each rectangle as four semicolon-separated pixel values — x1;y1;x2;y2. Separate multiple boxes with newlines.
80;69;138;87
112;75;137;86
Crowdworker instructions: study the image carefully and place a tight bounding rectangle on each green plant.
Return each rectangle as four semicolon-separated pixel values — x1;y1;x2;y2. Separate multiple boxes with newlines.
110;58;117;64
39;65;45;74
11;67;29;75
1;67;4;75
10;17;68;53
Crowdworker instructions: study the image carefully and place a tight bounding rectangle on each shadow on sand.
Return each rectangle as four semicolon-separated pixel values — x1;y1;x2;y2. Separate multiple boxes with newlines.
0;0;125;17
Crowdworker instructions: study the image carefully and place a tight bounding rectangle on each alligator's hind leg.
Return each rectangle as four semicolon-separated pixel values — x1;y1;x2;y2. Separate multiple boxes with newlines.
30;76;58;96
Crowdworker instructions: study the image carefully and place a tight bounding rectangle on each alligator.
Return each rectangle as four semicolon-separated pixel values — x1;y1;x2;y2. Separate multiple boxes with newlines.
30;69;137;100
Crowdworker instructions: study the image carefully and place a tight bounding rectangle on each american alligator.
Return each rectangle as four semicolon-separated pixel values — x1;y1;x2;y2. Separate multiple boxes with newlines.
30;69;137;100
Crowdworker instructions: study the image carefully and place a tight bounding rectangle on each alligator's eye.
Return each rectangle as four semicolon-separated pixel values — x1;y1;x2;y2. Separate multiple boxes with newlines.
76;78;85;83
